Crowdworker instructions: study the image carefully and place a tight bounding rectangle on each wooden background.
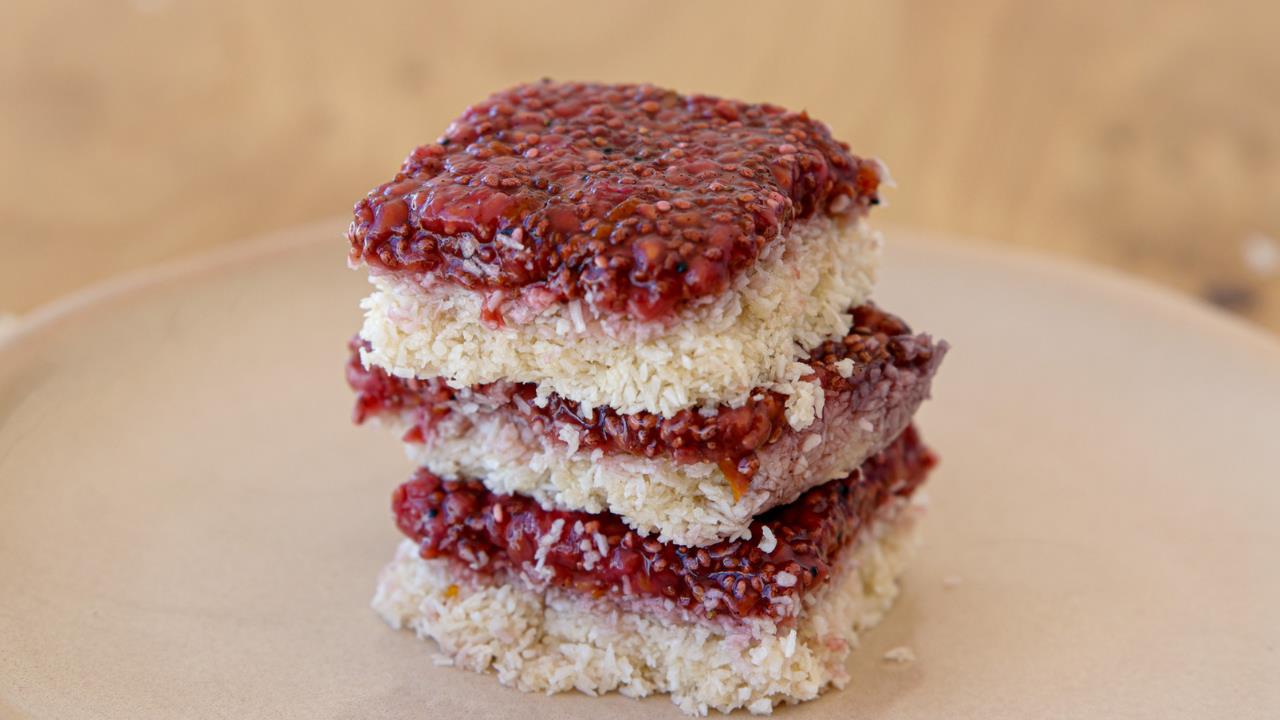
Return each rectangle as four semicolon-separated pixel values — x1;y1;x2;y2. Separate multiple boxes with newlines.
3;0;1278;332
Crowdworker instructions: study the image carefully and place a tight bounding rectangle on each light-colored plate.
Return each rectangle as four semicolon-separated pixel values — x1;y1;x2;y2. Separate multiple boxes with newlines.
2;222;1278;719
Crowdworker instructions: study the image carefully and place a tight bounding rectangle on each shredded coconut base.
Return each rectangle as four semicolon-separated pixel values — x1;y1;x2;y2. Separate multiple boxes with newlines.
372;501;922;716
359;216;881;425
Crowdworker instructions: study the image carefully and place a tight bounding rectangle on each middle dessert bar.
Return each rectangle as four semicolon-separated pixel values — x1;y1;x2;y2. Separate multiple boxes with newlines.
350;303;945;546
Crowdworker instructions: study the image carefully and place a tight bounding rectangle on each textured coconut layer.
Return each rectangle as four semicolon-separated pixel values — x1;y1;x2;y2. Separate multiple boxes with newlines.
399;360;936;546
359;215;880;424
372;499;922;716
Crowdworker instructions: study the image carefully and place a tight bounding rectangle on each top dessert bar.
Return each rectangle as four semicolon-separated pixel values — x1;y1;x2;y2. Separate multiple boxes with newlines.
352;81;887;419
348;80;884;323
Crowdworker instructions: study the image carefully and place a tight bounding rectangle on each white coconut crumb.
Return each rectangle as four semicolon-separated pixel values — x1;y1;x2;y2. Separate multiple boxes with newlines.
775;571;797;588
780;376;824;430
534;518;566;575
883;646;916;664
497;229;525;251
943;575;963;589
801;433;823;452
548;518;566;540
568;300;587;333
857;418;875;433
556;425;581;455
834;358;856;378
783;629;798;658
758;526;778;554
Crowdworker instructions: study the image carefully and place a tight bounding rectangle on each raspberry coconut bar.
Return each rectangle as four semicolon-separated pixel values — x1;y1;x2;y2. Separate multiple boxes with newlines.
351;80;885;421
346;81;946;715
373;428;932;715
348;303;945;546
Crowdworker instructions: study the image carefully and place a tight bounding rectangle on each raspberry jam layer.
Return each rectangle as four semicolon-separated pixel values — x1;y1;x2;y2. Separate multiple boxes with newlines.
349;303;944;498
348;80;883;322
392;426;933;622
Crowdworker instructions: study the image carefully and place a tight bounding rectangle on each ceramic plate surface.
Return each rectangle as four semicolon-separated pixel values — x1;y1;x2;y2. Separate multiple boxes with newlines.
2;222;1278;719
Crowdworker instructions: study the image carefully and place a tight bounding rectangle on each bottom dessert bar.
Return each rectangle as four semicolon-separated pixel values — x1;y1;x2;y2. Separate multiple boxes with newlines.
373;427;935;715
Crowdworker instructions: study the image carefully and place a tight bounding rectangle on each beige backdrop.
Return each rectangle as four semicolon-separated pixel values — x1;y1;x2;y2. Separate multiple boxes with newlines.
2;0;1278;331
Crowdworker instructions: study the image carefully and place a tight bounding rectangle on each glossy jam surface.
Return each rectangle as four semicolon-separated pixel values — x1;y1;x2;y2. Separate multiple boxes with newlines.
393;426;932;621
348;303;942;497
348;81;883;321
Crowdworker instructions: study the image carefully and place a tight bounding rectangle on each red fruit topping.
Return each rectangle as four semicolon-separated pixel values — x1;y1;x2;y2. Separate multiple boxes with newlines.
349;81;883;322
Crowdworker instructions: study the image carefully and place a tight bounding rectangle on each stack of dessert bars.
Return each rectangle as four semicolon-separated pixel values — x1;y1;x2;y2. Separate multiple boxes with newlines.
344;81;946;715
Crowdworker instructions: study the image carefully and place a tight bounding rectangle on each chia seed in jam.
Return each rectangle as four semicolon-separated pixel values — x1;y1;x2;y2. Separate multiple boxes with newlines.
392;426;933;622
348;80;884;322
348;303;942;498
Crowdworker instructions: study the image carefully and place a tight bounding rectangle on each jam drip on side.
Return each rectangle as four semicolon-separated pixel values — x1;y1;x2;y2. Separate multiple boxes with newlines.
349;80;883;322
392;426;934;622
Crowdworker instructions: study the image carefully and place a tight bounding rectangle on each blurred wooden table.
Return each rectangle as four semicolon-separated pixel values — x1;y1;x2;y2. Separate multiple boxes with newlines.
3;0;1278;332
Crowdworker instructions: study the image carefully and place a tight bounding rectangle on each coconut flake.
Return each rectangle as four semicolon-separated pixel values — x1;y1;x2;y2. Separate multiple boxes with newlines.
883;646;917;664
834;358;855;377
758;526;778;554
556;425;582;455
